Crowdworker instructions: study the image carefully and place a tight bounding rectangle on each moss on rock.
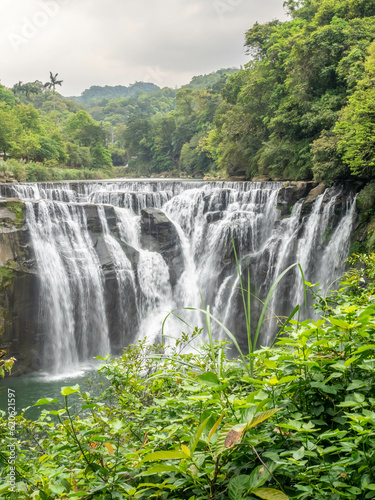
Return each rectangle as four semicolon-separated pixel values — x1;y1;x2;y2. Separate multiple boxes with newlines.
5;200;25;220
0;262;16;288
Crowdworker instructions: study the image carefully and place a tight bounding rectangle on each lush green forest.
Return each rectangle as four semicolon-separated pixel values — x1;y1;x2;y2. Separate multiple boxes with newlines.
121;0;375;179
0;69;237;181
1;0;375;182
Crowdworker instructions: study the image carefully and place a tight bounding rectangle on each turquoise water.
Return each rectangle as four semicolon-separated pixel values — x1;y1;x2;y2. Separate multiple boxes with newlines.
0;363;108;421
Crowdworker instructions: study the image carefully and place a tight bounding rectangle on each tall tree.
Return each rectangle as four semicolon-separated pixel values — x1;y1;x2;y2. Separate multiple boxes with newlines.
44;72;63;110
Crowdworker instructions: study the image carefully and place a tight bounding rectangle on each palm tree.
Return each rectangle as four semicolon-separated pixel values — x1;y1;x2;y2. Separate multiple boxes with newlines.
44;72;63;110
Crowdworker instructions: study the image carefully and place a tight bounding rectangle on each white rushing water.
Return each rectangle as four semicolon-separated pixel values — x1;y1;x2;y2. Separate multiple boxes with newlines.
0;180;357;373
24;200;110;374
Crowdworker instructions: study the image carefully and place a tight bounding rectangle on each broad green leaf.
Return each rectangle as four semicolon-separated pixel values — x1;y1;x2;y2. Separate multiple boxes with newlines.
347;380;366;391
110;419;124;433
47;409;66;416
196;371;221;387
181;445;190;457
248;464;277;490
229;475;250;500
278;376;299;384
353;345;375;355
190;416;210;455
293;446;305;460
215;423;234;458
324;372;344;384
310;382;338;394
142;451;188;462
354;392;365;403
141;465;179;476
252;487;289;499
264;359;277;369
329;318;354;330
88;484;108;495
344;357;359;368
208;413;225;441
348;487;362;495
60;384;80;396
104;443;114;456
49;484;65;494
122;483;137;495
278;420;301;431
0;484;11;494
33;398;58;406
248;409;281;429
242;377;266;385
319;429;347;440
338;400;361;407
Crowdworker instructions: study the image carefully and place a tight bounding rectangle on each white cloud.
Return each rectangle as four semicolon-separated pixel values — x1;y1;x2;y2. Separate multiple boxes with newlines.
0;0;287;96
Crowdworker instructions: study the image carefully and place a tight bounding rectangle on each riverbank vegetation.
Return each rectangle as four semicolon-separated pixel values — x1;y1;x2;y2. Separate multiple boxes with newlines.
1;254;375;499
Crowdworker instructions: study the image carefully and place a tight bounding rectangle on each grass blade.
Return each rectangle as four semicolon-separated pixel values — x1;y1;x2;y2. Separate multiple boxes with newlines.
254;263;298;350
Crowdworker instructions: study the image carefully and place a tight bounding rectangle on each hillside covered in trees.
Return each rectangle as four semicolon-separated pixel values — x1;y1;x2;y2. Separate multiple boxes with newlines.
0;69;237;180
1;0;375;182
121;0;375;180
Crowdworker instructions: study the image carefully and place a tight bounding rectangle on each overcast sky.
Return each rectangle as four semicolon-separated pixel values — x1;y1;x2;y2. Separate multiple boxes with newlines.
0;0;286;96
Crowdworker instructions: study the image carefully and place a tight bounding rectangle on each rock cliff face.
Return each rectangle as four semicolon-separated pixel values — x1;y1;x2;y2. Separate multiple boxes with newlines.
140;208;184;287
0;199;40;375
276;181;320;216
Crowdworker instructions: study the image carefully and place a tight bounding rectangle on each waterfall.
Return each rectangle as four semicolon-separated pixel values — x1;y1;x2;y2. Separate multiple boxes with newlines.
0;180;357;372
24;200;110;373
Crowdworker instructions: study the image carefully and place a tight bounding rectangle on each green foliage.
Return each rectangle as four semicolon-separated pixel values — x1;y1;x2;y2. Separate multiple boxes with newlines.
91;145;113;171
0;350;15;378
0;263;16;289
76;82;160;102
0;158;108;182
66;143;92;169
2;256;375;498
335;41;375;178
357;182;375;217
201;0;375;180
122;86;225;177
4;201;24;220
0;84;17;107
182;68;239;90
0;80;114;178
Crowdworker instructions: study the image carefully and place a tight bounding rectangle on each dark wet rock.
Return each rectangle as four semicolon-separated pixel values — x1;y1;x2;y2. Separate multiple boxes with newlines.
140;207;184;287
203;189;233;213
206;211;223;224
0;199;41;375
252;175;271;182
301;183;326;215
277;182;318;217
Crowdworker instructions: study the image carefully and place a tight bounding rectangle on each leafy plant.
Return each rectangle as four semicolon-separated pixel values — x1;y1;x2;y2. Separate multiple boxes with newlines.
1;255;375;498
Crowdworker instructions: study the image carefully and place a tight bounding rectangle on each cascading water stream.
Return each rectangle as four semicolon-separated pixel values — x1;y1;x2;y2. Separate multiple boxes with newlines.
24;199;110;374
0;180;357;372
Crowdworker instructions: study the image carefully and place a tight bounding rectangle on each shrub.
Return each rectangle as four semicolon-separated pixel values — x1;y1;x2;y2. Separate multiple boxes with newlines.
1;257;375;499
